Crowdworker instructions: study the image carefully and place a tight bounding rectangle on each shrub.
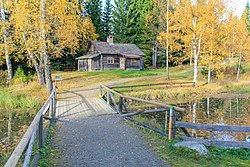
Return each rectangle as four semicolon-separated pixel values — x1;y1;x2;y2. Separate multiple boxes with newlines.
13;67;32;85
0;70;7;86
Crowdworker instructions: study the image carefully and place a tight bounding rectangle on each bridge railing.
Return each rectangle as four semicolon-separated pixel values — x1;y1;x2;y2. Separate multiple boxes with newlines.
4;86;57;167
100;84;250;148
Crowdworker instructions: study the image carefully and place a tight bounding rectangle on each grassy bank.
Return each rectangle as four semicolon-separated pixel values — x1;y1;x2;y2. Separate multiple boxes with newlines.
0;88;41;166
38;124;60;167
128;122;250;167
52;69;166;92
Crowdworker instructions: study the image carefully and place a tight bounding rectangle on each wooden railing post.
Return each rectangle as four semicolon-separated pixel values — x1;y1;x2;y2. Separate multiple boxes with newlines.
119;97;123;114
49;96;53;120
38;116;43;148
165;110;168;134
107;90;110;105
52;91;56;120
100;85;103;97
168;106;176;140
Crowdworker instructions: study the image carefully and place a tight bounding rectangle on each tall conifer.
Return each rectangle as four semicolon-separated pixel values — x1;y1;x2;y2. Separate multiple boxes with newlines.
86;0;104;40
103;0;112;39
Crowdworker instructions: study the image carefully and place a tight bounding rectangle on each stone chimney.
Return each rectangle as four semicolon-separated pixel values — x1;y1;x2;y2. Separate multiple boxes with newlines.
107;36;114;43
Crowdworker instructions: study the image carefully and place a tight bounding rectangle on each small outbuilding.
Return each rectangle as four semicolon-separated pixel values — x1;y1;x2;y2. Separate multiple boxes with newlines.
76;36;146;71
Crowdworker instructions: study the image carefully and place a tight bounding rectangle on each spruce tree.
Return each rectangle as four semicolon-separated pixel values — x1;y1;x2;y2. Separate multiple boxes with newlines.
103;0;112;39
112;0;128;43
247;0;250;32
86;0;104;41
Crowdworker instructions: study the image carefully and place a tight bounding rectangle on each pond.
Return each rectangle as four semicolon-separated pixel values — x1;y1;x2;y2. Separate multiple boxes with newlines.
0;89;41;165
133;96;250;141
0;109;37;164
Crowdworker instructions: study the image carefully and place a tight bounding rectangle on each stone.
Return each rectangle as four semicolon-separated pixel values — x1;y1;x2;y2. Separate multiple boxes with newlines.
173;141;209;156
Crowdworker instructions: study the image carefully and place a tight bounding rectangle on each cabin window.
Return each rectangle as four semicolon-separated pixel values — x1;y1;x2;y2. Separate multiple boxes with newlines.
131;59;138;66
107;57;114;64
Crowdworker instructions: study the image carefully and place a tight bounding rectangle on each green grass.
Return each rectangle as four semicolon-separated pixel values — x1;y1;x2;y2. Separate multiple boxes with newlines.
38;124;60;167
132;124;250;167
0;88;41;110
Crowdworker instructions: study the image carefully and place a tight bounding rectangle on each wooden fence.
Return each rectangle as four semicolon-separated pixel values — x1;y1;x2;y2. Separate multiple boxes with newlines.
100;84;250;148
110;82;194;92
4;87;57;167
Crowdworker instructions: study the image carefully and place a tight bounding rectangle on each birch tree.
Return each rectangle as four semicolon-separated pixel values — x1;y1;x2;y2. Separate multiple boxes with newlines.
13;0;46;85
0;0;13;85
235;10;250;81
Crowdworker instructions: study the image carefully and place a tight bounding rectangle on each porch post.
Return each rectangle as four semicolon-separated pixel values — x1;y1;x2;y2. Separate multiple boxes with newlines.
100;54;103;71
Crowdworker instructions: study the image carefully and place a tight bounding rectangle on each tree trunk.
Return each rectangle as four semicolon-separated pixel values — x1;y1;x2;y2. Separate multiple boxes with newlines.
155;46;157;68
192;101;197;137
22;33;46;85
207;66;211;83
152;46;155;67
41;0;52;93
206;97;210;119
236;48;242;81
31;52;46;85
166;0;170;80
192;34;198;86
1;1;13;85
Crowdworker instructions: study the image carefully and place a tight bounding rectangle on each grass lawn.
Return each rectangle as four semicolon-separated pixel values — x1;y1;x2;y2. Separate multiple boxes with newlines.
4;65;249;166
135;126;250;167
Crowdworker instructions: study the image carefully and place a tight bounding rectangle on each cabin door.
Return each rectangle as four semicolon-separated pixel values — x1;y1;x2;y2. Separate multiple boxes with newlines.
120;58;126;70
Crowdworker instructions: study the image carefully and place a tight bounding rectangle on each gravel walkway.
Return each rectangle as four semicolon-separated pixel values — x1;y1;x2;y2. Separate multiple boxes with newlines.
53;115;170;167
53;77;171;167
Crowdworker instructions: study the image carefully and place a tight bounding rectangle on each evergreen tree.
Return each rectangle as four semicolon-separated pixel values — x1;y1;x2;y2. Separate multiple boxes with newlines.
112;0;153;67
103;0;112;39
112;0;128;43
247;0;250;32
86;0;104;40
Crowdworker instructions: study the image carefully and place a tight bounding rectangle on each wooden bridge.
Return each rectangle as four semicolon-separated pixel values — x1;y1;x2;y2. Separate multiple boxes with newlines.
4;82;250;167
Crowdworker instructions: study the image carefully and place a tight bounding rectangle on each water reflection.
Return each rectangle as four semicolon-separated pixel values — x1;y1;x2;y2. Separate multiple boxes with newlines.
0;109;35;155
134;96;250;141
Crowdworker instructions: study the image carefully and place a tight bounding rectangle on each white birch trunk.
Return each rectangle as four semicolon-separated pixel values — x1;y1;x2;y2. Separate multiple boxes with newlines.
166;0;170;79
236;48;242;81
41;0;52;93
152;46;155;67
155;46;157;68
206;97;210;119
1;1;13;85
192;102;197;137
23;34;46;85
192;34;198;86
192;17;198;86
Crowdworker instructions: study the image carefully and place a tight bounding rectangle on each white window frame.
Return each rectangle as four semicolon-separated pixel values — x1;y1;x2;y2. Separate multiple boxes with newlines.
107;57;114;64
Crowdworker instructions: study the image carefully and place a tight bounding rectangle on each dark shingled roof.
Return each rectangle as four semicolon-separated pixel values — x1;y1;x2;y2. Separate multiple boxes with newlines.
92;41;146;56
76;54;99;60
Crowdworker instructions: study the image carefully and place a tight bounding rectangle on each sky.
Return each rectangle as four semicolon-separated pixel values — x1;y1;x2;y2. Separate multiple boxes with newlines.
235;0;248;17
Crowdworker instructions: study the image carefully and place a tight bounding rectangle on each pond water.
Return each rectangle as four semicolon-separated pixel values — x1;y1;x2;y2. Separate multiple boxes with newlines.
0;109;37;164
133;97;250;141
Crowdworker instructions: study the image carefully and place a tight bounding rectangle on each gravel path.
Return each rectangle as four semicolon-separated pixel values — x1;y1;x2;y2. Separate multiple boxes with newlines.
53;115;170;167
53;77;171;167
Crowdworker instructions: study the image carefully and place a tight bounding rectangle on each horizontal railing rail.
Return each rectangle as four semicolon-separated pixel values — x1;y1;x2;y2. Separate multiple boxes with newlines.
176;122;250;132
110;81;194;89
100;83;250;148
100;84;186;112
4;87;57;167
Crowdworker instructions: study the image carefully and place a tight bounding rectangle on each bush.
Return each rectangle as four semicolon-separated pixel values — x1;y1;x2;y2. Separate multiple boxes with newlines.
0;70;7;86
13;67;32;85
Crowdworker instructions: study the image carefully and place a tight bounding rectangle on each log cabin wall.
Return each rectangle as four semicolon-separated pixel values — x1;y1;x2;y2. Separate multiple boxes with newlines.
103;54;120;70
125;58;141;70
78;60;88;71
91;56;101;70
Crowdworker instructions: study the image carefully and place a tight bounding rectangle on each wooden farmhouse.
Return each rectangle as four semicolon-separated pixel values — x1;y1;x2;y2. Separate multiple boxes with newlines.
76;36;146;71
